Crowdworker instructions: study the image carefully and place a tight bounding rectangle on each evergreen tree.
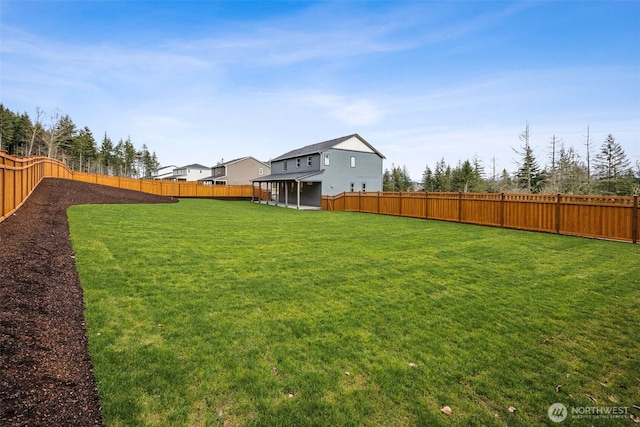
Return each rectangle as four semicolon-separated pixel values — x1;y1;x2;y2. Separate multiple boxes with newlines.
139;144;160;178
593;134;631;195
513;123;545;193
452;160;476;192
422;165;435;191
99;133;115;175
0;105;30;154
68;127;97;171
382;168;393;191
383;164;412;191
122;137;138;177
498;168;514;192
433;158;452;191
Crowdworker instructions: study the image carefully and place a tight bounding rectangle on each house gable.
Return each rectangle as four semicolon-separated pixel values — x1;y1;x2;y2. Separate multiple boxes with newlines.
332;135;376;154
272;133;384;162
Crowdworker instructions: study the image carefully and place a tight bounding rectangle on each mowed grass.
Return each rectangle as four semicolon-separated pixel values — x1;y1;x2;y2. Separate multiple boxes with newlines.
68;199;640;426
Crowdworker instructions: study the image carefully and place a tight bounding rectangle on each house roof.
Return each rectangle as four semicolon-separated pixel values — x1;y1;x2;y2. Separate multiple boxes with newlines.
272;134;385;161
179;163;210;169
252;170;324;183
199;175;225;181
153;171;176;179
215;156;270;168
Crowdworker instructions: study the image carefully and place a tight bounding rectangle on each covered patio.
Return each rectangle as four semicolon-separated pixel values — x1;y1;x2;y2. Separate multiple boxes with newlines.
251;171;324;210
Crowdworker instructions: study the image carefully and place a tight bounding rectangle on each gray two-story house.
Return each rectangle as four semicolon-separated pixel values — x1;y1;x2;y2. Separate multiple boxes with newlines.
252;134;385;208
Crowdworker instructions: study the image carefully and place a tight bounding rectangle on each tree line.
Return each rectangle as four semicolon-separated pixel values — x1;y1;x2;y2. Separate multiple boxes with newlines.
384;123;639;196
0;104;159;178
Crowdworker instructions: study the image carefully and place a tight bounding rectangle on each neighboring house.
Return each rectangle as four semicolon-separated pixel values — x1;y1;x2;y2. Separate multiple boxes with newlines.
252;134;385;208
172;164;210;181
152;165;177;180
200;156;270;185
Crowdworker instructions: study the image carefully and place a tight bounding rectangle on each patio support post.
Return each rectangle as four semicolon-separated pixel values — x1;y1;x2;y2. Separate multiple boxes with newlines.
297;180;301;210
274;182;278;206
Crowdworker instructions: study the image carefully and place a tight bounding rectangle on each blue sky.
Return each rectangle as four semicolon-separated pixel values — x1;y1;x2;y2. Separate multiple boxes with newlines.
1;1;638;179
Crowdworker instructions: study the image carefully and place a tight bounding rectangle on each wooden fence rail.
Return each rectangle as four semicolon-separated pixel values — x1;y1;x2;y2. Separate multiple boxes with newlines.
1;151;261;223
322;191;639;244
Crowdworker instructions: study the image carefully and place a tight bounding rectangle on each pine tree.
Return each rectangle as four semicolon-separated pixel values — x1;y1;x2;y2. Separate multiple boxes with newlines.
422;165;435;191
433;158;452;191
593;134;631;195
452;160;476;192
513;122;545;193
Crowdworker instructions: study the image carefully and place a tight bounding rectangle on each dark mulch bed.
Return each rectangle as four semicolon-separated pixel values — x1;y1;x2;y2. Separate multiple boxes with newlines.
0;178;177;427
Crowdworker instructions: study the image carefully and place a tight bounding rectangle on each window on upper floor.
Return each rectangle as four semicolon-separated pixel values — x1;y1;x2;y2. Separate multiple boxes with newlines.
283;161;288;171
296;158;301;168
324;153;330;166
307;156;312;167
259;167;264;175
350;156;356;168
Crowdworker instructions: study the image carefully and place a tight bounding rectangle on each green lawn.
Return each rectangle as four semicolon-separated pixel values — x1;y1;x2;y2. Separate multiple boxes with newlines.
68;199;640;426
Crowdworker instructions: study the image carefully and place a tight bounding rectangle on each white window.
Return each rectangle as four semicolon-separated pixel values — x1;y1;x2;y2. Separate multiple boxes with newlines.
259;168;264;175
350;156;356;168
296;158;301;168
324;153;330;166
362;182;367;192
350;182;355;192
307;156;312;167
283;161;288;171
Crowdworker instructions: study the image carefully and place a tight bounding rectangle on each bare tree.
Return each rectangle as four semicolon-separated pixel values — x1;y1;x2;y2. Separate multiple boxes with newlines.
27;107;44;156
43;111;76;159
584;124;592;193
548;134;560;193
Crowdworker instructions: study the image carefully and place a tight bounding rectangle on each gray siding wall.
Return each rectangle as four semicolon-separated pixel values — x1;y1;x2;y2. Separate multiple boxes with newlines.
271;154;321;175
320;149;383;196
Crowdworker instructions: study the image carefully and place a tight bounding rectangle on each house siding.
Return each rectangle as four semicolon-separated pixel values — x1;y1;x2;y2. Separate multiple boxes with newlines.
320;148;383;195
226;157;269;185
271;153;321;175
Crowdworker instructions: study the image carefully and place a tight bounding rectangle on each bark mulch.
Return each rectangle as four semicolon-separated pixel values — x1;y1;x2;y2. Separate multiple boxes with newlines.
1;178;177;427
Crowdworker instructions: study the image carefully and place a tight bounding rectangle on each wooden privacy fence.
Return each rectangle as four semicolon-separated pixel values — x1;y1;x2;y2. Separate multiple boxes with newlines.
322;191;640;244
3;151;638;243
1;151;261;223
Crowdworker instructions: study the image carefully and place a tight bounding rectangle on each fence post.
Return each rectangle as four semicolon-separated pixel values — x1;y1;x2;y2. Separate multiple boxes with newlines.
500;193;505;228
556;194;561;234
424;192;428;219
1;152;5;218
377;191;381;214
633;195;638;244
399;192;402;216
